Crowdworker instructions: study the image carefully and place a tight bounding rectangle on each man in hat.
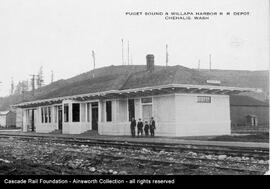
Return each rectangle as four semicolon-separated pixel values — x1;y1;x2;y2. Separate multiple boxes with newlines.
137;118;143;136
130;117;136;137
149;117;156;137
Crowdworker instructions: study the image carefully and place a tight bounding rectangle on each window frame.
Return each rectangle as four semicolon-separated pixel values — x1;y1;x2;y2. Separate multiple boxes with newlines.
141;97;152;104
48;107;51;123
105;100;112;122
72;103;80;122
197;96;211;103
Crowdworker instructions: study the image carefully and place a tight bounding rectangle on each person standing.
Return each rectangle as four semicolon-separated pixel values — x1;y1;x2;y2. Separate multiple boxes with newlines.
137;118;143;136
144;121;149;136
130;117;136;137
149;117;156;137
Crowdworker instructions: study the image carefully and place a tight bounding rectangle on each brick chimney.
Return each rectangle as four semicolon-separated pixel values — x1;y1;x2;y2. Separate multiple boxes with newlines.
146;54;154;72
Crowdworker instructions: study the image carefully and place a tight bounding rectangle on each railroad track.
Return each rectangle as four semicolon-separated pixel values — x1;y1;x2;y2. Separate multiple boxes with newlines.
0;133;268;160
0;134;268;175
52;149;268;175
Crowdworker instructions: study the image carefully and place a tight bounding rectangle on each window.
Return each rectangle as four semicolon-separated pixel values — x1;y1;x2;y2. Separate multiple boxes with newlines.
40;107;52;123
48;107;51;123
44;107;48;123
64;104;69;122
128;99;135;121
106;101;112;122
141;97;152;104
72;103;80;122
197;96;211;103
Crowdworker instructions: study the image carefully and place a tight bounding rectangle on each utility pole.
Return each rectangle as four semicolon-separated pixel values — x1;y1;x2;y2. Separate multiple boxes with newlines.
127;40;130;65
11;77;14;95
166;44;169;67
37;66;44;88
209;54;212;71
92;50;96;70
130;49;133;65
121;38;125;65
29;74;37;96
51;70;54;83
91;50;96;78
198;59;200;71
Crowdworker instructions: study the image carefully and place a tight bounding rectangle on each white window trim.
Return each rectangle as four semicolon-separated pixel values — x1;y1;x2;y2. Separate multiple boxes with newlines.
140;97;153;121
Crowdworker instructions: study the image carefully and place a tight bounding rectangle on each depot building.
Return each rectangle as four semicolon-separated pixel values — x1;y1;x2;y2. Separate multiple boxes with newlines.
12;54;259;137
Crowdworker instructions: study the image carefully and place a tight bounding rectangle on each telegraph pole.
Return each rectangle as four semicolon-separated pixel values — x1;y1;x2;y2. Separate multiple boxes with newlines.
209;54;212;71
127;41;130;65
121;38;124;65
166;44;169;67
11;77;14;95
129;42;133;65
92;50;96;70
51;70;54;83
91;50;96;78
29;74;37;96
198;59;200;71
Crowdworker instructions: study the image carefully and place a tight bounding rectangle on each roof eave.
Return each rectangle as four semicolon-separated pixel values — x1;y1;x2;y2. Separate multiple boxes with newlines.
12;84;261;108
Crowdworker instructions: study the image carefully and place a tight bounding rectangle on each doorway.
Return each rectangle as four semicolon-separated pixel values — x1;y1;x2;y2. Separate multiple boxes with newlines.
31;109;36;132
91;102;98;131
142;104;152;122
27;109;36;132
58;106;63;130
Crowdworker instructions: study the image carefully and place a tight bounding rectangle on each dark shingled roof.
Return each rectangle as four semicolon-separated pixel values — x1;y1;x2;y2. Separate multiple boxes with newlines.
230;95;269;106
121;65;208;90
31;65;208;101
34;73;129;100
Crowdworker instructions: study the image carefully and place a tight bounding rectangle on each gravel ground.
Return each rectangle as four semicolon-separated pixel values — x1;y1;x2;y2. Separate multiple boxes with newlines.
0;137;268;175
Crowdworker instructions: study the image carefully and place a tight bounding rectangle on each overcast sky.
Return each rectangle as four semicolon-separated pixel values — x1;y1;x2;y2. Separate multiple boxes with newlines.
0;0;269;97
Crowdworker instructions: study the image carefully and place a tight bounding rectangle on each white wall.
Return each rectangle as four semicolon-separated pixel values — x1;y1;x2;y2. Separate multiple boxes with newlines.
62;122;90;134
175;93;231;136
99;122;130;135
153;95;177;136
16;108;23;128
22;109;27;132
99;99;130;135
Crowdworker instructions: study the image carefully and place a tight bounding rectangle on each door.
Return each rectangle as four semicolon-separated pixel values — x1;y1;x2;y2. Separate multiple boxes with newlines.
58;106;63;130
31;109;36;132
91;102;98;131
142;105;152;122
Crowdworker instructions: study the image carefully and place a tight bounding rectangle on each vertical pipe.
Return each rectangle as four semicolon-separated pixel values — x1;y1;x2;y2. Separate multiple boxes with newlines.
166;44;168;67
127;41;130;65
121;38;124;65
209;54;212;71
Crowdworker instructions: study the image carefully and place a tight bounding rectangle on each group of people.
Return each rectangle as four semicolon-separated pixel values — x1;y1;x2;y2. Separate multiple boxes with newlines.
130;117;156;137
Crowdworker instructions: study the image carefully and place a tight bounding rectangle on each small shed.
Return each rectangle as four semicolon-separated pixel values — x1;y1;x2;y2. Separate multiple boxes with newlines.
0;110;16;128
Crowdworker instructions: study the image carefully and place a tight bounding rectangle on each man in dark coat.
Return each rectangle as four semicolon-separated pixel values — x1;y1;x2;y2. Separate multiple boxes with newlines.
144;121;149;136
137;118;143;136
130;117;136;137
149;117;156;137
